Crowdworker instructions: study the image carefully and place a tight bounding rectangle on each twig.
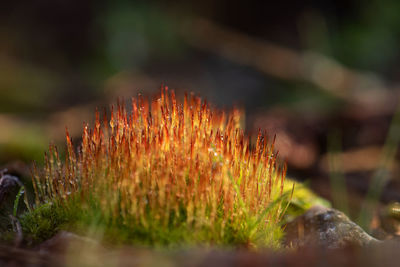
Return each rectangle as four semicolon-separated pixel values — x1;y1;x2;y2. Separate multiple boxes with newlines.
180;17;400;112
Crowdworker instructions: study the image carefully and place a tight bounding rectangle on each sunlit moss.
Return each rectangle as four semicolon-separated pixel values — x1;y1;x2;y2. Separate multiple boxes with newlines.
26;88;294;248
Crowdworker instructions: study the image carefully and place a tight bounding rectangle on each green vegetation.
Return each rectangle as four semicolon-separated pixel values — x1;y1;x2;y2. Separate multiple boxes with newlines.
19;178;328;247
20;90;296;249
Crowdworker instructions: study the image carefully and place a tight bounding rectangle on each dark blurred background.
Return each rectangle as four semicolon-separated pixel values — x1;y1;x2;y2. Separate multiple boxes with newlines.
2;0;400;231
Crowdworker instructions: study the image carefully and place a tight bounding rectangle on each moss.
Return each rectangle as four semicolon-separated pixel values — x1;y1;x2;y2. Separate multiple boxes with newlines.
20;203;74;244
20;192;286;249
22;89;294;249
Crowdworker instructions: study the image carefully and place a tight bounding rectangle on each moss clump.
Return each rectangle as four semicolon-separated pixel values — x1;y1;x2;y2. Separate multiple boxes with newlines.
20;203;73;243
23;88;294;248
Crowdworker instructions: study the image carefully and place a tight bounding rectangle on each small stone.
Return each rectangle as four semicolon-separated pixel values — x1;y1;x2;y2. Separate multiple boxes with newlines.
0;173;23;231
0;174;22;206
284;205;380;248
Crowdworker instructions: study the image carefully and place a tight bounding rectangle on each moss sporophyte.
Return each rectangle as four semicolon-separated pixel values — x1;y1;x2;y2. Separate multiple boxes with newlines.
24;88;294;248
